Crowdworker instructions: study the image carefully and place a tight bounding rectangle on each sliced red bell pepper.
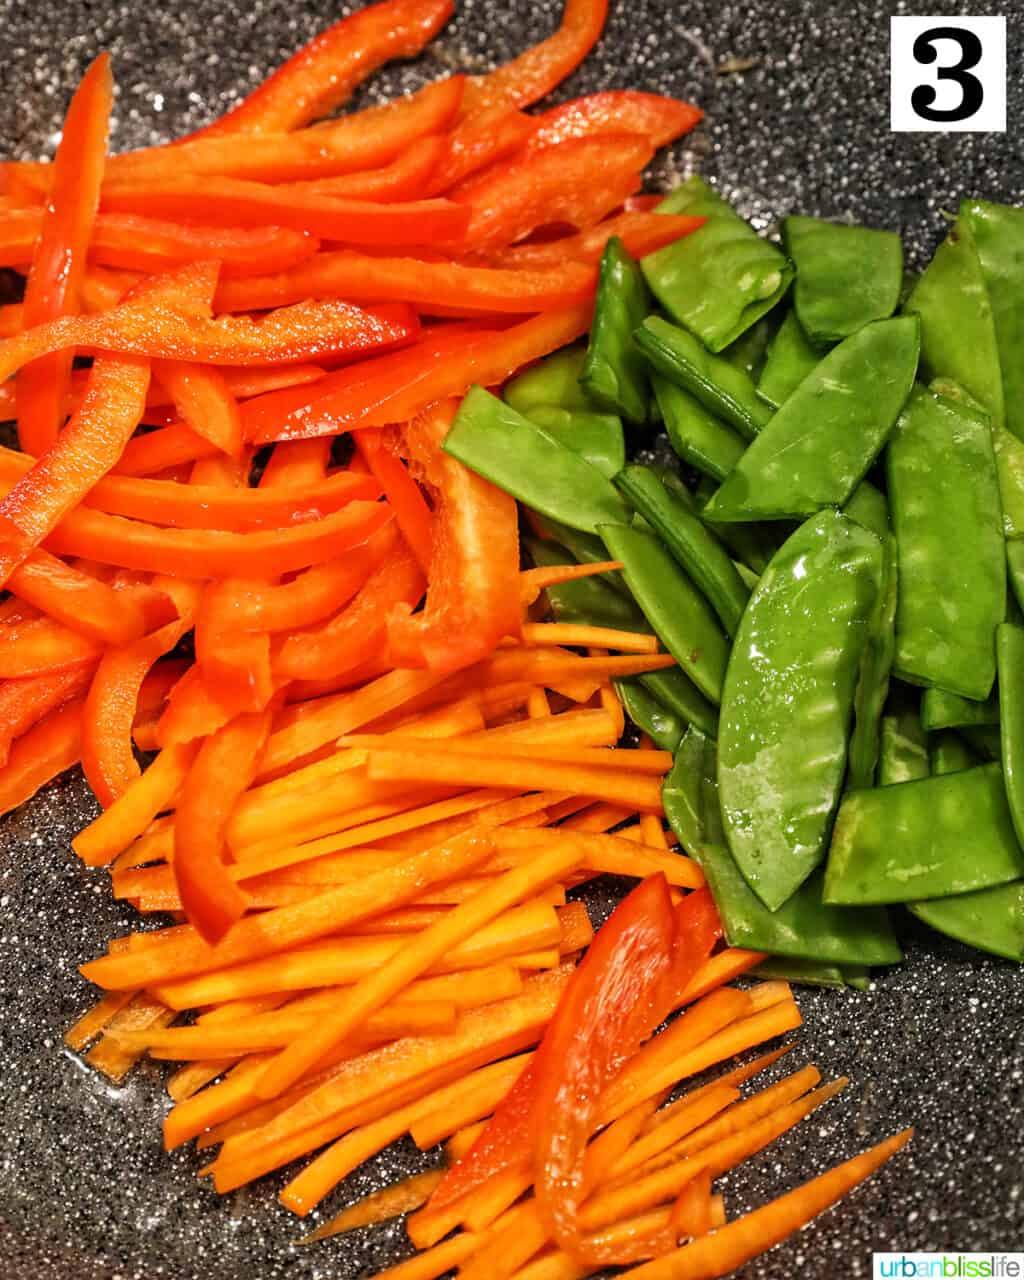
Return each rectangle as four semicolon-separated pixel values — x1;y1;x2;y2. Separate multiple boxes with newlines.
100;177;470;248
387;398;520;673
422;107;536;196
173;707;273;944
153;361;243;458
288;134;448;203
527;90;703;152
462;0;609;114
352;432;433;575
0;304;23;338
0;665;95;768
0;696;84;818
113;424;221;478
669;886;725;1005
196;619;275;716
453;133;655;252
187;0;455;137
155;665;239;747
0;616;101;679
496;210;705;268
256;437;332;490
214;250;596;317
17;54;112;458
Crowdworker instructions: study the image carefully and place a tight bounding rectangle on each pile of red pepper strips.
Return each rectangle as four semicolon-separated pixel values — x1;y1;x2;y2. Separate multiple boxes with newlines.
0;0;912;1274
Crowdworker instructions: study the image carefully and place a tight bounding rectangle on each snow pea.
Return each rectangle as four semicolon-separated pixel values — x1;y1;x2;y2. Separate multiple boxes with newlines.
638;668;718;740
613;677;685;753
532;515;631;599
634;316;773;440
615;464;750;635
598;522;729;704
444;387;630;536
877;699;930;787
652;373;746;483
843;481;890;540
960;199;1024;444
847;533;898;791
644;176;793;352
961;726;1000;761
503;345;591;415
756;309;821;410
751;957;850;989
524;405;625;479
1009;542;1024;616
887;385;1004;701
909;880;1024;962
825;763;1024;905
661;726;711;855
524;536;650;632
581;236;651;424
696;846;901;966
783;215;903;346
717;509;884;910
929;730;980;776
720;312;777;382
704;317;920;523
998;623;1024;852
921;685;1000;732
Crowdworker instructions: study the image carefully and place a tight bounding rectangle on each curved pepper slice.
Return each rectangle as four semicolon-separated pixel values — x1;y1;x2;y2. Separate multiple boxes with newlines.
17;54;112;457
0;697;84;819
0;665;95;768
422;108;536;196
153;360;243;457
287;134;448;203
528;90;702;151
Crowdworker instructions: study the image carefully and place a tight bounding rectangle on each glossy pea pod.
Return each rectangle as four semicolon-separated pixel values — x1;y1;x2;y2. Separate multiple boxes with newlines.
909;880;1024;962
615;464;750;634
877;697;930;787
703;316;920;523
782;215;903;346
720;311;778;382
443;387;630;536
752;957;870;990
503;345;592;415
929;730;980;776
525;406;625;479
843;481;890;540
756;310;822;410
634;315;773;440
825;762;1024;905
921;685;1000;732
997;623;1024;852
847;531;898;791
612;678;686;753
580;236;651;423
642;176;793;352
638;667;719;740
661;726;711;855
716;508;885;910
887;385;1005;701
598;522;730;704
652;373;746;484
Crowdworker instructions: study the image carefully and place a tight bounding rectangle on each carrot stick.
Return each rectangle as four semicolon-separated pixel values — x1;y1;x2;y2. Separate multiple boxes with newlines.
373;1231;482;1280
521;623;659;654
519;560;623;607
410;1054;530;1151
489;828;703;889
617;1130;913;1279
676;948;768;1004
299;1169;445;1243
355;738;671;774
636;1047;794;1139
84;992;176;1083
561;802;633;833
64;989;134;1052
606;1082;742;1181
670;1170;713;1242
166;1059;236;1104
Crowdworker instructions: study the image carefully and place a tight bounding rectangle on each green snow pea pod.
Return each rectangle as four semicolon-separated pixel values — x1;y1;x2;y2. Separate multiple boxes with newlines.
581;237;651;424
598;522;730;704
756;310;821;410
615;465;750;635
634;316;773;441
639;668;719;739
847;533;898;791
613;678;685;753
824;763;1024;904
960;725;1001;761
887;385;1004;701
842;481;890;540
908;880;1024;962
703;317;920;523
717;509;884;910
652;373;746;483
699;745;725;845
524;405;625;479
929;730;980;776
444;387;630;536
644;176;793;352
960;199;1024;444
921;685;1000;732
531;515;631;598
720;312;777;382
877;701;930;787
696;847;901;966
503;345;591;415
751;957;848;988
993;626;1024;833
661;726;711;855
523;536;650;632
1009;542;1024;617
692;475;778;577
783;215;903;346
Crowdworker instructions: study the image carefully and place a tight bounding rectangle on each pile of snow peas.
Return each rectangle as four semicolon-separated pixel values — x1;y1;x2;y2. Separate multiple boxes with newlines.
444;176;1024;981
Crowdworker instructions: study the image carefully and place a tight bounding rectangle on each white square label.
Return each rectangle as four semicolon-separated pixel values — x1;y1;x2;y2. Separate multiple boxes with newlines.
891;16;1006;132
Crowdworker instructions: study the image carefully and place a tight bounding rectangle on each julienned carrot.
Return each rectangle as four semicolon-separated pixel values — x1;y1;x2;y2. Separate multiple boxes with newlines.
85;992;176;1083
358;738;672;775
621;1130;914;1279
520;623;657;654
63;989;135;1052
518;560;624;607
489;829;704;890
300;1169;445;1243
676;948;768;1004
410;1053;532;1151
605;1083;742;1185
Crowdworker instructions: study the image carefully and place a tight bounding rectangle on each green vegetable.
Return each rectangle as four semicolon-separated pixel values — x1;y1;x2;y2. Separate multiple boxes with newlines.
998;623;1024;851
847;533;898;790
878;697;930;787
531;515;631;598
717;509;884;910
783;215;903;345
613;678;685;753
615;465;750;635
751;957;851;988
1009;542;1024;616
703;317;920;522
644;176;793;352
843;481;890;540
638;668;718;739
634;316;773;440
887;385;1004;701
909;881;1024;962
652;373;746;483
825;763;1024;904
503;345;591;414
720;312;777;382
961;725;1001;761
444;387;630;536
599;522;729;704
580;237;651;423
756;310;821;410
921;686;1000;732
524;405;625;479
524;536;650;631
661;726;712;854
929;730;980;776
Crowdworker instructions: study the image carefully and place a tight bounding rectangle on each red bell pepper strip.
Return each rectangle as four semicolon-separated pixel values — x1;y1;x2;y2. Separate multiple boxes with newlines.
256;437;332;490
453;133;654;252
113;424;221;478
352;432;433;575
287;134;448;203
669;887;725;1005
0;616;101;679
496;210;706;269
461;0;609;114
0;665;95;768
214;250;596;317
623;194;664;213
387;399;521;673
153;361;243;458
0;304;23;338
100;177;470;248
82;603;198;809
155;665;240;747
173;707;273;944
527;91;703;152
187;0;455;138
17;54;113;457
0;697;84;818
272;532;423;683
422;108;536;196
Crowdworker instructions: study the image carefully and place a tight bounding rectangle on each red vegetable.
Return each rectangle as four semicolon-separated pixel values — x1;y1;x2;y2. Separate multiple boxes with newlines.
527;90;703;151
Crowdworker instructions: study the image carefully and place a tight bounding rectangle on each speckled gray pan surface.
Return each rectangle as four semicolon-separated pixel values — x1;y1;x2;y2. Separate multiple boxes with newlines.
0;1;1022;1277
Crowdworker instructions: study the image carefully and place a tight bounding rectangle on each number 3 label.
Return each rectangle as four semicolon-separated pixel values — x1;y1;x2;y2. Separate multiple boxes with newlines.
891;16;1006;132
